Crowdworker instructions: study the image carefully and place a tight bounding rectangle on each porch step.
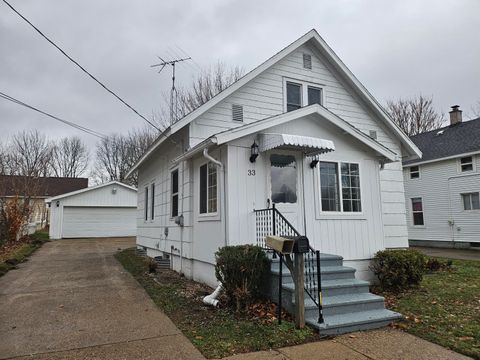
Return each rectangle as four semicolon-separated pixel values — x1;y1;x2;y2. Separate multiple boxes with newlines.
271;265;356;282
270;253;343;268
154;256;170;270
306;309;402;335
300;293;386;317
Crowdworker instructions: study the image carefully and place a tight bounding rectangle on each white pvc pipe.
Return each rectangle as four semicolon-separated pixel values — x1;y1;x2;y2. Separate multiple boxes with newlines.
203;283;223;307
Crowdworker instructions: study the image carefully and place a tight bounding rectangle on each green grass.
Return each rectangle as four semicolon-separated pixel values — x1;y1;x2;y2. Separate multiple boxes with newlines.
115;248;319;358
385;258;480;359
0;231;49;277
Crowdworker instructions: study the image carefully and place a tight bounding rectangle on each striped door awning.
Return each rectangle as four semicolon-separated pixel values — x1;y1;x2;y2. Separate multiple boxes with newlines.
258;133;335;156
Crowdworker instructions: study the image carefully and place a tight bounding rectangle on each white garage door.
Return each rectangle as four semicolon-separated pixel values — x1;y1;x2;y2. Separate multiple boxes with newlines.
62;207;136;238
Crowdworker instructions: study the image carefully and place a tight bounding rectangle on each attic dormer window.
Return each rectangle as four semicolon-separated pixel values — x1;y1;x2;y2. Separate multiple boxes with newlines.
303;53;312;69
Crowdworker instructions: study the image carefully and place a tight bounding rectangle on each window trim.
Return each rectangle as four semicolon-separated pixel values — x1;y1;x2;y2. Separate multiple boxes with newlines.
198;161;219;219
170;168;179;219
283;77;325;113
411;197;425;227
458;156;475;173
315;160;364;218
461;192;480;211
410;165;420;179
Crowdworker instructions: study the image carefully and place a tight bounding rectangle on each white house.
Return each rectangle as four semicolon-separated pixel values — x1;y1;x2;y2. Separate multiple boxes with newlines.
127;29;421;285
46;181;137;239
403;106;480;248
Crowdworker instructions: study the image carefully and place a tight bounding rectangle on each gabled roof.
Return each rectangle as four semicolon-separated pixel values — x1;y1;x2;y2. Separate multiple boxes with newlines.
0;175;88;197
403;117;480;166
45;181;137;202
129;29;421;176
173;105;399;163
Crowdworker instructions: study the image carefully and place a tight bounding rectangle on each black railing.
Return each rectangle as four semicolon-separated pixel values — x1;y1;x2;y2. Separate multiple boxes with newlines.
254;204;324;324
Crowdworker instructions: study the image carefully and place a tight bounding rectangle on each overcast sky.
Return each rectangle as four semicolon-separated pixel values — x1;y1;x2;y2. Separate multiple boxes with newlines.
1;0;479;150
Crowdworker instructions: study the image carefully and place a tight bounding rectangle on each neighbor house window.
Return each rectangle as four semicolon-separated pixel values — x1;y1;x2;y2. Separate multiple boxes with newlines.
200;162;217;214
307;86;322;106
144;186;148;221
462;192;480;210
286;82;302;112
171;169;179;217
410;166;420;179
320;162;362;212
411;198;424;226
151;183;155;220
460;156;474;172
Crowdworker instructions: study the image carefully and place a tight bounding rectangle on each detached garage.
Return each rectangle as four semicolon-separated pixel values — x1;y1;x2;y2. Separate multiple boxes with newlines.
46;181;137;239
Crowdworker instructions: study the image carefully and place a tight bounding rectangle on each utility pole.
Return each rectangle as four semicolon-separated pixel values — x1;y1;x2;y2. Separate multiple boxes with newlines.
151;56;191;124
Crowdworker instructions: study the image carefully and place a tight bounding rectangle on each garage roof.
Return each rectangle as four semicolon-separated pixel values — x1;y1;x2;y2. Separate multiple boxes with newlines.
45;181;136;203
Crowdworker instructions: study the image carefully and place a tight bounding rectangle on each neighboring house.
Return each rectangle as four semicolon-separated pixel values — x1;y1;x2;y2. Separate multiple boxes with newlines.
0;175;88;232
127;30;421;333
46;181;137;239
403;106;480;248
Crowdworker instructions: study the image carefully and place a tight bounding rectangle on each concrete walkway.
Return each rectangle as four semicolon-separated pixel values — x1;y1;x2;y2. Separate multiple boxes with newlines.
0;238;203;360
413;246;480;261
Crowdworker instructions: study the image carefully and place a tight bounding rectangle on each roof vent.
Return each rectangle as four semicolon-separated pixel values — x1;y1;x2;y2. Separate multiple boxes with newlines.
232;104;243;122
436;129;445;136
449;105;462;125
369;130;377;140
303;53;312;69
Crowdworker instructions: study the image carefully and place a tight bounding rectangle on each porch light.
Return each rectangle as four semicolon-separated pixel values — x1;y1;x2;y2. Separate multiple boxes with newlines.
249;141;259;163
310;159;319;168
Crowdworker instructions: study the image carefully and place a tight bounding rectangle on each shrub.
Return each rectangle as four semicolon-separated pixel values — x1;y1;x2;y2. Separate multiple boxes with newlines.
215;245;270;312
425;258;453;272
370;249;427;291
147;258;157;273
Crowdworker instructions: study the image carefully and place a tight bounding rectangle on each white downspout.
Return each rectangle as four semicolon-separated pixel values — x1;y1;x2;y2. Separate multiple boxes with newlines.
203;283;223;307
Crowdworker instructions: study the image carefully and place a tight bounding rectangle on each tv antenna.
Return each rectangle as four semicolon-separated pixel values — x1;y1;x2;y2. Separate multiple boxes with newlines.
151;56;191;124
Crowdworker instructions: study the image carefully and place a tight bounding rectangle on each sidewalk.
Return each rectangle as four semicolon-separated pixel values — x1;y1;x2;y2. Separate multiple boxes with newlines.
412;246;480;261
224;328;471;360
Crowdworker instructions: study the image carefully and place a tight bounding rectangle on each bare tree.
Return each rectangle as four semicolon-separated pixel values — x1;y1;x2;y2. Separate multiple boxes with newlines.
386;95;444;136
471;100;480;118
51;137;89;178
9;130;52;177
92;127;156;186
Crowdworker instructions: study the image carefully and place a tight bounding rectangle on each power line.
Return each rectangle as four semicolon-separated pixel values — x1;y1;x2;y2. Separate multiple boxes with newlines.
0;91;107;139
2;0;161;132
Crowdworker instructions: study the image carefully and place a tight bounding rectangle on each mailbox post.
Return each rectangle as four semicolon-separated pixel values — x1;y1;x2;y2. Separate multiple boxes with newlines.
292;236;309;329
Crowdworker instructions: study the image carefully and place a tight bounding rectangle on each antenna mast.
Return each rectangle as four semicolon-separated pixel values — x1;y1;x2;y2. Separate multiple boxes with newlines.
151;56;191;124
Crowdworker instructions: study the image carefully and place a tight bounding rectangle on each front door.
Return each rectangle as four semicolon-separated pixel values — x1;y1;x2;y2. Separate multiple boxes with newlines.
267;151;304;234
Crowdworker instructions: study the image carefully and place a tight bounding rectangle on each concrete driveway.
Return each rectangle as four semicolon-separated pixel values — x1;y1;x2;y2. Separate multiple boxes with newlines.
0;238;204;360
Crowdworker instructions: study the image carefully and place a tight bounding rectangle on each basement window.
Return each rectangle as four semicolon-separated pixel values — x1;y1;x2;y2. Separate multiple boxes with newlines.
462;192;480;210
410;166;420;179
459;156;474;172
411;198;424;226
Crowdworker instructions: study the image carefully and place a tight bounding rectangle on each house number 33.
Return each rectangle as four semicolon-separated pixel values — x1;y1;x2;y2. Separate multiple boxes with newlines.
247;169;256;176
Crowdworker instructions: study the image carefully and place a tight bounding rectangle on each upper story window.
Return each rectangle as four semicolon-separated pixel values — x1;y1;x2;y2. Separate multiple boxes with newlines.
410;166;420;179
144;186;149;221
200;162;218;214
319;161;361;213
459;156;474;172
411;198;424;226
462;192;480;210
285;80;323;112
171;170;179;217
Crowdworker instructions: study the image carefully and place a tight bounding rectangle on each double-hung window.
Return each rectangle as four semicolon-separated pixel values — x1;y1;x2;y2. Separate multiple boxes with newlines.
462;192;480;210
319;162;361;212
151;183;155;220
410;166;420;179
285;80;323;112
411;198;424;226
200;162;218;214
460;156;474;172
171;169;179;217
144;186;149;221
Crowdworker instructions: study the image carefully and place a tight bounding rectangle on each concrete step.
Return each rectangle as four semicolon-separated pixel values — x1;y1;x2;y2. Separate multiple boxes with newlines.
300;293;386;317
154;256;170;269
271;265;356;282
306;309;402;335
270;253;343;268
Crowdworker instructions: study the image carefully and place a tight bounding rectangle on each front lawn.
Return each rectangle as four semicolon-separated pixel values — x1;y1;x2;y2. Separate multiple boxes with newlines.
115;248;320;359
379;258;480;359
0;231;49;277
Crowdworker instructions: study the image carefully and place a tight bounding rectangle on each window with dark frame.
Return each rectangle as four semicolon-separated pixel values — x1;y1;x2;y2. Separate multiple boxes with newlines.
144;186;148;221
410;166;420;179
171;170;179;217
286;82;302;112
151;183;155;220
460;156;474;172
307;86;322;106
462;192;480;210
411;198;424;226
199;162;218;214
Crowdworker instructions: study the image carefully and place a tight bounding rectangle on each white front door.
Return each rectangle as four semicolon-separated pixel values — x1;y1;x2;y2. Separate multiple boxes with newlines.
267;151;305;234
